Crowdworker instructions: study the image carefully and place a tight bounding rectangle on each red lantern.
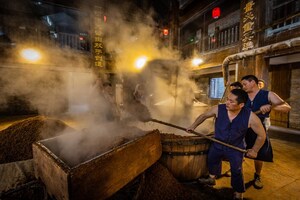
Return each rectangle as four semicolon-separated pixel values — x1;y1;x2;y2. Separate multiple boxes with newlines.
163;28;169;36
212;7;221;19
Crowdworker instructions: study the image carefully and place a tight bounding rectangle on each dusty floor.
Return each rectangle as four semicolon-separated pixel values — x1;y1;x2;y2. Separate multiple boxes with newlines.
1;115;300;200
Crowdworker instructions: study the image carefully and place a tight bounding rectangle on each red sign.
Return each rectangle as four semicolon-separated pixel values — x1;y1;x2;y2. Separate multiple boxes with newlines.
212;7;221;19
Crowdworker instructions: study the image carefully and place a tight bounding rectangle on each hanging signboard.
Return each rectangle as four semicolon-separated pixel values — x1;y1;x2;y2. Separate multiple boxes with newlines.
241;0;256;51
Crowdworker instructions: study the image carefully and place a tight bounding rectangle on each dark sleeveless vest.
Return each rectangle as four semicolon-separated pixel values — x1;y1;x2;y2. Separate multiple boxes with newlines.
245;89;273;162
214;104;251;150
245;89;270;122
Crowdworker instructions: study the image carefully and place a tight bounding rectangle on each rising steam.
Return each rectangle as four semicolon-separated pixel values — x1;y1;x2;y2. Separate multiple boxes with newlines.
0;2;214;165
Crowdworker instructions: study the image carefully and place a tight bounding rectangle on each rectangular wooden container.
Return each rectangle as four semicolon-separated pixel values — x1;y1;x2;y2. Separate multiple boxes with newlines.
32;130;161;200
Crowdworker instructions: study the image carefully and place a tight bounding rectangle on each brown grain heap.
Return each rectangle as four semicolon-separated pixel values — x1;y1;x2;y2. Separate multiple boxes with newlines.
138;162;220;200
0;116;72;164
160;133;193;139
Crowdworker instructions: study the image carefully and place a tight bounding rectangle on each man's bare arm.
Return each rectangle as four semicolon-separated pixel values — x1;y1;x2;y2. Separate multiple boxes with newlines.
269;92;291;113
186;105;218;132
259;92;291;114
247;112;266;158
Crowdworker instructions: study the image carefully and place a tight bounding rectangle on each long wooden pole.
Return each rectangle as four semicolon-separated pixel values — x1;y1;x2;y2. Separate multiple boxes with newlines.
150;118;247;153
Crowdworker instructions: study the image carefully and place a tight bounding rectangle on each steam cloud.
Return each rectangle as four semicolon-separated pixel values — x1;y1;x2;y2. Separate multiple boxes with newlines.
0;2;214;165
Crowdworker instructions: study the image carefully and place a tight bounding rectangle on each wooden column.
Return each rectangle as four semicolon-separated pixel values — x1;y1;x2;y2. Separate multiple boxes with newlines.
255;54;269;84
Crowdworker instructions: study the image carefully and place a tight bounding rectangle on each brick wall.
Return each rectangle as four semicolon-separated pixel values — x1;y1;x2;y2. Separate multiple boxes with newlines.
289;68;300;129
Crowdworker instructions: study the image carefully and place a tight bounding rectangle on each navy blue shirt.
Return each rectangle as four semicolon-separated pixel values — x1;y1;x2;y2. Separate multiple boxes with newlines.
244;90;273;162
214;104;251;150
245;90;270;121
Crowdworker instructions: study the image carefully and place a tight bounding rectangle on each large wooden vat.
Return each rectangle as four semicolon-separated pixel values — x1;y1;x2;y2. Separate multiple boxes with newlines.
32;130;162;200
159;134;211;181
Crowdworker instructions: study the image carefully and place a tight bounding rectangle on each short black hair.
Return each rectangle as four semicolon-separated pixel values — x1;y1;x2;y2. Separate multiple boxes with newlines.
230;89;248;104
241;75;258;84
230;81;243;89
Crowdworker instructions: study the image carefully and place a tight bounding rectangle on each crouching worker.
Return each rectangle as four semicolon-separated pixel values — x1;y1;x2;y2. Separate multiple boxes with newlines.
186;89;266;200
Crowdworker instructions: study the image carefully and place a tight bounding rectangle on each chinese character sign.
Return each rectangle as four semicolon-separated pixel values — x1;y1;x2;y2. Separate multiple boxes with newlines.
93;6;104;68
242;0;255;51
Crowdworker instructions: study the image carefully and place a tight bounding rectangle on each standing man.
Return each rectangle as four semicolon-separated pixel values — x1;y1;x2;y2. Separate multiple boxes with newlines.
187;89;266;200
257;78;271;130
241;75;291;189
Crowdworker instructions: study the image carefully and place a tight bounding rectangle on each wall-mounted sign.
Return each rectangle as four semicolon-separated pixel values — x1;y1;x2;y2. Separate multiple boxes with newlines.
93;6;104;68
242;1;255;51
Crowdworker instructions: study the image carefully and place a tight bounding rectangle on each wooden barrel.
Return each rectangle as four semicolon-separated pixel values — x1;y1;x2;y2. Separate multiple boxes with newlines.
159;133;211;181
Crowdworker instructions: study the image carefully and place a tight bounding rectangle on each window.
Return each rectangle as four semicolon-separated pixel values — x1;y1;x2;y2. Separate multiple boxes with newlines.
209;77;225;99
267;0;300;36
272;0;299;21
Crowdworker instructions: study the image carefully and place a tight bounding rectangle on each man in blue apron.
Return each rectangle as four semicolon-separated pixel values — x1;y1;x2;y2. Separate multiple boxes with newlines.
187;89;266;200
241;75;291;189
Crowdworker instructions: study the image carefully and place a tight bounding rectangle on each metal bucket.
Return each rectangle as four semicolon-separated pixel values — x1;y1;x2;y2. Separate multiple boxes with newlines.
159;133;211;181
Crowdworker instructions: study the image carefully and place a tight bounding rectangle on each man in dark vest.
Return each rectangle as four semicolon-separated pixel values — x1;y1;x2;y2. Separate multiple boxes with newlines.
187;89;266;200
241;75;291;189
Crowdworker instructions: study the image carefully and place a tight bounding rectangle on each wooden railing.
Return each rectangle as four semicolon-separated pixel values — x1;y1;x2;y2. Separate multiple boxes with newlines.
180;23;240;56
206;23;240;51
2;26;90;52
55;32;90;51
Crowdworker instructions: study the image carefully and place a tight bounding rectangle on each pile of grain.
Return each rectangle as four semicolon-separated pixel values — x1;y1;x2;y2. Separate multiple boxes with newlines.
161;132;197;139
0;116;72;164
139;162;203;200
110;162;226;200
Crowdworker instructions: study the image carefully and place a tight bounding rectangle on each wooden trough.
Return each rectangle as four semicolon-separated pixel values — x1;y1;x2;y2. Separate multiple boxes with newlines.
32;129;162;200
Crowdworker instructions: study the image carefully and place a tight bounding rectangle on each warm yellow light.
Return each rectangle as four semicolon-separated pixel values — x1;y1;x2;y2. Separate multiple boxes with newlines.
135;56;147;69
192;58;203;66
20;48;41;62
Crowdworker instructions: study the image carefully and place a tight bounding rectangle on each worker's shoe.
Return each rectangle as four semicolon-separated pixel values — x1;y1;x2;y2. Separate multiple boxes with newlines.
253;173;263;189
197;176;216;185
233;192;243;200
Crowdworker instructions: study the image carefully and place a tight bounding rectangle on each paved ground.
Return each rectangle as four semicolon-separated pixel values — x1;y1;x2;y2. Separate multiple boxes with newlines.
216;138;300;200
1;114;300;200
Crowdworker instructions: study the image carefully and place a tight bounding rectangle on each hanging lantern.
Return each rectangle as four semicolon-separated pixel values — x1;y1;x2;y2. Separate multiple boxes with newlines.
212;7;221;19
163;28;169;36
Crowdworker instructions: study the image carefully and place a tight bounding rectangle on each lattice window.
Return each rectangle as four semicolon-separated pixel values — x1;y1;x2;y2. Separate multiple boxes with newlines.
266;0;300;36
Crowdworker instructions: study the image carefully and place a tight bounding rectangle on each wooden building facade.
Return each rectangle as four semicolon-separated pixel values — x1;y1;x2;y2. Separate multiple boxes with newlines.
177;0;300;130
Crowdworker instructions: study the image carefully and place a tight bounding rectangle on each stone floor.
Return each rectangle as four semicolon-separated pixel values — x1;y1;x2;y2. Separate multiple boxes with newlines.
216;138;300;200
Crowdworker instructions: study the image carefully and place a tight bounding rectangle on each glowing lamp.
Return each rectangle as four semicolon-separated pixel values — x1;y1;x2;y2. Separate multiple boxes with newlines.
192;58;203;66
135;56;147;69
212;7;221;19
163;28;169;36
20;48;41;62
